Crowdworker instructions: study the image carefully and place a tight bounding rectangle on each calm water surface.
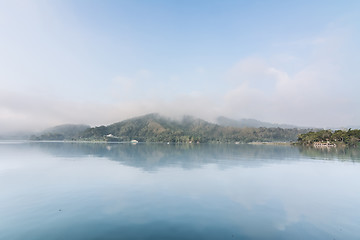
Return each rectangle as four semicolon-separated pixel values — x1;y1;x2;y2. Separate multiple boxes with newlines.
0;142;359;239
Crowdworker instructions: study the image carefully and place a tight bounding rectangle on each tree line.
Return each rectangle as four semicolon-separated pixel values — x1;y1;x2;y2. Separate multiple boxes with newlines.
297;129;360;147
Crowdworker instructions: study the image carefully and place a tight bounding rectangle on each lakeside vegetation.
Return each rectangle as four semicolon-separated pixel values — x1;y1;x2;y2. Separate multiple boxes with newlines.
297;129;360;147
29;114;315;143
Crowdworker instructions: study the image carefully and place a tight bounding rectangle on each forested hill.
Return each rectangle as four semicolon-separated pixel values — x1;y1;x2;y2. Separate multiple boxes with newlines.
78;113;313;143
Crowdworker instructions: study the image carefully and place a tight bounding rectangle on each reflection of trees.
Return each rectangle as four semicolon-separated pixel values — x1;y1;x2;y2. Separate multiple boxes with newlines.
298;146;360;162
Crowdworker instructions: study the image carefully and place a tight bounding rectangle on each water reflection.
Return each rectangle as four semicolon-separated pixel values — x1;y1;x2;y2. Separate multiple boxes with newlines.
0;142;360;240
16;142;360;168
2;142;306;170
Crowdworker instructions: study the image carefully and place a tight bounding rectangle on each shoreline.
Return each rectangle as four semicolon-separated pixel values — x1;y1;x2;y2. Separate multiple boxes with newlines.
0;139;293;145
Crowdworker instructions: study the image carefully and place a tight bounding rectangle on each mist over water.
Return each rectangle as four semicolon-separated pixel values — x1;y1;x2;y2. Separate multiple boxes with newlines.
1;142;360;239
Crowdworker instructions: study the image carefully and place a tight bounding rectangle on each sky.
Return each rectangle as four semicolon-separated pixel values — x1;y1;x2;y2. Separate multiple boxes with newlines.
1;0;360;133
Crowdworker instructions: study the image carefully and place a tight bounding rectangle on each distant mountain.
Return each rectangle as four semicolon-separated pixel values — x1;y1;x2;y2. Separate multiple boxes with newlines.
0;131;35;140
30;124;90;140
80;113;220;142
216;116;299;129
79;113;312;143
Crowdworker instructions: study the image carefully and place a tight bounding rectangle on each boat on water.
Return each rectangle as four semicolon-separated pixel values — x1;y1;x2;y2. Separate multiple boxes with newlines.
130;139;138;144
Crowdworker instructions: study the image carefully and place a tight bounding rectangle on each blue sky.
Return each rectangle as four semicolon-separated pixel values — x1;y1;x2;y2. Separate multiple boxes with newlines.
1;0;359;132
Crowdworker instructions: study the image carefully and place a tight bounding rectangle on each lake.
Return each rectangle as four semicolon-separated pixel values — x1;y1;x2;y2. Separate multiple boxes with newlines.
1;142;360;239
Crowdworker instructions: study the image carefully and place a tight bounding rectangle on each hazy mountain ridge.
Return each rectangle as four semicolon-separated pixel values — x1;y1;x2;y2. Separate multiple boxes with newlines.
30;124;90;141
216;116;300;129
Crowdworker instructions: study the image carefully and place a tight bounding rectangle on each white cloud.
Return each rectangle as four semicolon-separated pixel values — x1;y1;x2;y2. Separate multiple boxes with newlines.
220;22;360;127
0;90;221;134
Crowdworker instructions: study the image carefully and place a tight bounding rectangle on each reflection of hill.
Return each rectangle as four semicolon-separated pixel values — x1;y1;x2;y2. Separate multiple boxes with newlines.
7;142;359;171
298;146;360;162
21;142;303;171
